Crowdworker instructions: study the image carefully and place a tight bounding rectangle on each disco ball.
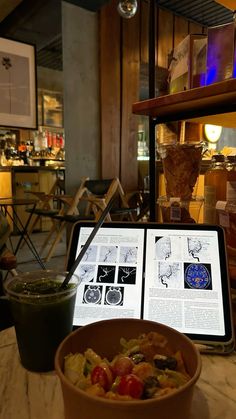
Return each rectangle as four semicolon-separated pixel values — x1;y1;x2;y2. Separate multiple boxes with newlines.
117;0;138;19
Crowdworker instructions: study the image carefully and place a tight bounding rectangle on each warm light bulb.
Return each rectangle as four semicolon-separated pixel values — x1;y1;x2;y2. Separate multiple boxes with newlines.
204;124;222;143
117;0;138;19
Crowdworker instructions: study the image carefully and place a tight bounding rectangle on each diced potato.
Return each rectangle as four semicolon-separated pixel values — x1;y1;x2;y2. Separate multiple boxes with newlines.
132;362;155;380
85;383;106;397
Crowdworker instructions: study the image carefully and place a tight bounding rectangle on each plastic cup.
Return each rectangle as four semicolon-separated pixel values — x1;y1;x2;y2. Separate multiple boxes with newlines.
4;270;79;372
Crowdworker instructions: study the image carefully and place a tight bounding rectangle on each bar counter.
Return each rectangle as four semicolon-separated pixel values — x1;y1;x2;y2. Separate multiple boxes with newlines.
0;327;235;419
0;165;65;232
0;165;65;172
0;164;65;198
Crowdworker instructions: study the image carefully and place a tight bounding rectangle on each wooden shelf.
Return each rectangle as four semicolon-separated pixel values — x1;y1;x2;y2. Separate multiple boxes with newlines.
215;0;235;11
132;78;236;128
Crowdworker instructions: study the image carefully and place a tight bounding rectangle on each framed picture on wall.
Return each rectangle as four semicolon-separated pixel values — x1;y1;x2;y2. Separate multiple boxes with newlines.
0;37;37;129
42;91;63;128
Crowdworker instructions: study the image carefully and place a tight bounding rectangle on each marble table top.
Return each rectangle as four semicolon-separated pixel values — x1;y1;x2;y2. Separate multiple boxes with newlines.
0;327;236;419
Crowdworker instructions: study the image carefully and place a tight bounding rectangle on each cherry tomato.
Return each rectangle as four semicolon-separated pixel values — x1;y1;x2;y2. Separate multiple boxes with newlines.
91;363;113;391
113;356;134;377
117;374;144;399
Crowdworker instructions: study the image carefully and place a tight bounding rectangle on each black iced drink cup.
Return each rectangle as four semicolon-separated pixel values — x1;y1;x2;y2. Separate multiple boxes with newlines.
4;270;79;372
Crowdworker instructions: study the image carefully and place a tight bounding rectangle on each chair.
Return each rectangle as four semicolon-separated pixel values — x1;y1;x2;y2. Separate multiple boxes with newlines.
40;178;120;262
110;179;138;222
80;178;120;221
124;189;150;222
58;177;134;223
0;210;17;275
0;210;17;330
38;176;89;262
25;177;66;235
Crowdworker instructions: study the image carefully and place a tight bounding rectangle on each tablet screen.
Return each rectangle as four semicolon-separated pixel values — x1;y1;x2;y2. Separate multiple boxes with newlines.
143;226;228;341
67;222;234;353
70;225;145;327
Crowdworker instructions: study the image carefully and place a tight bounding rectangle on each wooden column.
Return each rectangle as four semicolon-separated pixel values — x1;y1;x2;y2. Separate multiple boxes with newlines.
121;8;140;191
100;1;121;179
149;0;156;221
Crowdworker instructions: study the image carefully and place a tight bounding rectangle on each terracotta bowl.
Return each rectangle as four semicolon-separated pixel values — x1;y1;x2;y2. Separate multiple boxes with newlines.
55;318;201;419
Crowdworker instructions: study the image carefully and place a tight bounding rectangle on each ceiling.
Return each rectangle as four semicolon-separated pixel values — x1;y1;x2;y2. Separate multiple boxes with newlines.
156;0;233;26
0;0;234;72
0;0;63;70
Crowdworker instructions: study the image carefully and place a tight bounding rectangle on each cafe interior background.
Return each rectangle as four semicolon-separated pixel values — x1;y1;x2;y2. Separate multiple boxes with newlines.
1;4;236;417
0;0;236;225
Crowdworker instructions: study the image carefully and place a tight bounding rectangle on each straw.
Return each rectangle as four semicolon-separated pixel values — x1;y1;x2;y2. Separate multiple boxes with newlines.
60;197;115;289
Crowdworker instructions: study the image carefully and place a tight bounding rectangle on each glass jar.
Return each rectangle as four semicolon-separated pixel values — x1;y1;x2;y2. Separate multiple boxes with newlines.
226;155;236;202
158;142;202;200
204;154;227;223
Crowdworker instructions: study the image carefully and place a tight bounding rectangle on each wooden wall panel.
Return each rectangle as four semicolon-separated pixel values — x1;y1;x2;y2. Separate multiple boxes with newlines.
189;22;204;35
100;0;121;179
100;3;207;192
157;8;173;69
174;15;189;46
121;11;140;191
140;0;149;63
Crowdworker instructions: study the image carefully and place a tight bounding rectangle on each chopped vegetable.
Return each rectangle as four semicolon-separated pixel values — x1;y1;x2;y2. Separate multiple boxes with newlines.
64;332;190;401
117;374;144;399
64;353;86;385
130;353;145;364
153;355;177;370
112;356;134;376
84;348;103;366
143;376;160;399
91;363;113;391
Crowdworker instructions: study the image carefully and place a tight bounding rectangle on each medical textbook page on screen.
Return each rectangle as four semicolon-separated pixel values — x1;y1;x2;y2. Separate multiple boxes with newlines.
143;227;226;341
72;226;145;327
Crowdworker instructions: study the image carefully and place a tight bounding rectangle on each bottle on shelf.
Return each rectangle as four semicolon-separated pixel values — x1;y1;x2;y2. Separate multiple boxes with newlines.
216;200;236;251
204;154;227;223
59;133;65;149
18;142;27;164
0;150;7;166
226;155;236;202
52;132;57;149
33;131;41;153
30;127;65;162
41;130;48;150
46;130;52;148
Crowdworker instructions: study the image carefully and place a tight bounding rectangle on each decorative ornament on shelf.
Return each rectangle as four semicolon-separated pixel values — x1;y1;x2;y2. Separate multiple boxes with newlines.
117;0;138;18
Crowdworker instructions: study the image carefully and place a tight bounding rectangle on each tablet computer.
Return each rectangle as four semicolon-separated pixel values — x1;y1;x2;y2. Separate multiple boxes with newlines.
67;221;235;354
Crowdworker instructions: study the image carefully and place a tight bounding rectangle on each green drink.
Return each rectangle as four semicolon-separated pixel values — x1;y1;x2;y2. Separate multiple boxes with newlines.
4;270;79;372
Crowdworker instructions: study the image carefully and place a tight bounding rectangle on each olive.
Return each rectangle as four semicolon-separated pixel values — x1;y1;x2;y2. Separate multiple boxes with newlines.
130;353;145;364
143;376;160;399
153;355;177;370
